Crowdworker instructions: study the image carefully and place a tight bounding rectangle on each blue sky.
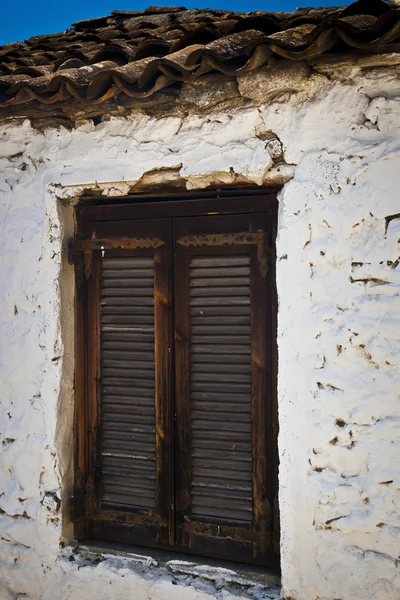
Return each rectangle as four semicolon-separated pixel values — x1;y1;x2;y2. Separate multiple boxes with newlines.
1;0;346;45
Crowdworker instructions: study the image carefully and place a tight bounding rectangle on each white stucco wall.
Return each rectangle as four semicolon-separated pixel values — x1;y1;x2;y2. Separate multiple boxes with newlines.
0;69;399;600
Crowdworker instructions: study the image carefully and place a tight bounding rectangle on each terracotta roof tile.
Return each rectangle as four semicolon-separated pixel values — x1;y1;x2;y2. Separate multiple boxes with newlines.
0;0;399;117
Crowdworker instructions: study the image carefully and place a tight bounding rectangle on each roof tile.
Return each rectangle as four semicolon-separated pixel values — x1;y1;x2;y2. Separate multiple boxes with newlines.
0;0;399;117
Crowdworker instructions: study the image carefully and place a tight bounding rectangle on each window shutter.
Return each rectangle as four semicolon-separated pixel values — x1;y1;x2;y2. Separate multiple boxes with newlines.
76;219;174;546
73;198;278;565
174;213;277;566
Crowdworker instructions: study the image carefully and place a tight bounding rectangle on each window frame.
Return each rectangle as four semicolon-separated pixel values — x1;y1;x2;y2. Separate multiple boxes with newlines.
72;191;279;567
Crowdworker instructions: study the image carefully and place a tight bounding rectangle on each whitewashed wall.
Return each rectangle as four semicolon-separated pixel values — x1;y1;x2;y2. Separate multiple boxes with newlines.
0;70;399;600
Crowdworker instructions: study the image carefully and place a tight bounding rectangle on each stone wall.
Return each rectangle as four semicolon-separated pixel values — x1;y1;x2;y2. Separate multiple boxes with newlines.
0;65;399;599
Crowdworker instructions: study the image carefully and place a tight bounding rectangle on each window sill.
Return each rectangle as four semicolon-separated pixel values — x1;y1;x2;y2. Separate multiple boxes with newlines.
66;540;281;597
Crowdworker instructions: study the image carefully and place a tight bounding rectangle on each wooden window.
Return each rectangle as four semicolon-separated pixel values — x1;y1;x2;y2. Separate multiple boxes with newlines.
72;194;278;567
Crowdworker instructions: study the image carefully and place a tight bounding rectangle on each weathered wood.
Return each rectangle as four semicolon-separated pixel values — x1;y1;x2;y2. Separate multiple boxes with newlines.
73;250;88;539
79;221;176;547
78;193;278;225
173;223;192;549
250;221;272;558
74;195;279;567
153;220;174;545
173;212;277;565
99;250;157;512
86;251;102;514
265;209;280;555
89;508;162;526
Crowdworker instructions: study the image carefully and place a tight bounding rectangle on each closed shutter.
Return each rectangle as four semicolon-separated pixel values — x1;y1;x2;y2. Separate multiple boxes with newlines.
75;219;174;546
73;197;278;567
174;213;276;565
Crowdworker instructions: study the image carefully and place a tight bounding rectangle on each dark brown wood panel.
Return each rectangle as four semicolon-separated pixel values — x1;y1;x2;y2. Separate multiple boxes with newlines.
78;220;174;546
153;221;174;546
173;212;277;565
77;193;277;238
73;253;88;539
86;251;102;514
77;193;278;229
250;240;271;558
73;194;278;566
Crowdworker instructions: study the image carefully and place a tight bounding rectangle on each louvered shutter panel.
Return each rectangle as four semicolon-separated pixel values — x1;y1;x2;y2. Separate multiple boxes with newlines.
80;219;173;546
100;254;156;508
174;213;276;565
189;253;253;522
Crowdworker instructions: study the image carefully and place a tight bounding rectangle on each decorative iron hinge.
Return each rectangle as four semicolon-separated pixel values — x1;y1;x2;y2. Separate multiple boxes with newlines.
257;239;269;279
176;231;270;278
68;237;165;281
69;237;165;253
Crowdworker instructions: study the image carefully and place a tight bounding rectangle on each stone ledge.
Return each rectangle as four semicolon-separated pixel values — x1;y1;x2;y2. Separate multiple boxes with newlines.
66;541;281;598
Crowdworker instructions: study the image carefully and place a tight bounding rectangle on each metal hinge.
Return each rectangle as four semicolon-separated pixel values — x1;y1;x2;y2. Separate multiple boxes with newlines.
68;236;165;282
68;240;90;284
69;237;165;254
176;231;271;278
